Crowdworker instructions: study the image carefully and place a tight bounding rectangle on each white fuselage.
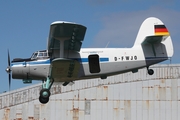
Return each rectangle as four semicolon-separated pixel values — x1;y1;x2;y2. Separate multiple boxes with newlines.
11;46;164;82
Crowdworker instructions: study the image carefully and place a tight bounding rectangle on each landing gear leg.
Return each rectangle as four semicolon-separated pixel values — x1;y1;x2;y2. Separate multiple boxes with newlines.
147;67;154;75
39;77;54;104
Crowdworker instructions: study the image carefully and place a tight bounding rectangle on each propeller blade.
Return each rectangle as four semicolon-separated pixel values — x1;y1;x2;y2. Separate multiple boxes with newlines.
7;49;11;90
8;49;10;66
9;73;11;90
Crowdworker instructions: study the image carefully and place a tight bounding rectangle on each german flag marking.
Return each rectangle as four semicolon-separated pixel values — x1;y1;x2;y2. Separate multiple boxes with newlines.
154;25;169;36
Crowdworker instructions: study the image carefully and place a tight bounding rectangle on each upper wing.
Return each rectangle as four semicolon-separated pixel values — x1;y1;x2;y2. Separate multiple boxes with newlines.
47;21;87;55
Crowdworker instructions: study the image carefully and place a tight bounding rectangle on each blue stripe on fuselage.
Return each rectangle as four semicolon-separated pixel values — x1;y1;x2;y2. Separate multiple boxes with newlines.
74;58;109;62
11;59;51;66
11;57;109;66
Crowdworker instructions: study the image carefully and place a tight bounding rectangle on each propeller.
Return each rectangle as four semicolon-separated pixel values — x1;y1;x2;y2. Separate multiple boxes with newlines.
5;49;11;90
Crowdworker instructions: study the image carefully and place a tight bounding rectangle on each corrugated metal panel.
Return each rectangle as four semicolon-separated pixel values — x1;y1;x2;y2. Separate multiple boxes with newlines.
1;64;180;119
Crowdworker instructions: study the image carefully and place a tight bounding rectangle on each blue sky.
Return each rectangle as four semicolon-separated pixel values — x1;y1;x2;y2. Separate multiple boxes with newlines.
0;0;180;92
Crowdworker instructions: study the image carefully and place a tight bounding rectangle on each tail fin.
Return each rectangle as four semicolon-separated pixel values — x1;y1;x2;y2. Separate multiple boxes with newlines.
133;17;173;61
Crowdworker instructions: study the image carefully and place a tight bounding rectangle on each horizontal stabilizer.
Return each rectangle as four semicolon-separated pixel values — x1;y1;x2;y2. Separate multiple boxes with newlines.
141;36;168;45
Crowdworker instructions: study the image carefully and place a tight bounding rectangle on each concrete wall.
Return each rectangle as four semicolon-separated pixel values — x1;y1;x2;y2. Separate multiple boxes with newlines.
0;64;180;120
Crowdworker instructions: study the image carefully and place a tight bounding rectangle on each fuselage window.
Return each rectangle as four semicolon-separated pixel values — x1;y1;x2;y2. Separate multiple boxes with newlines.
88;54;100;73
114;57;117;61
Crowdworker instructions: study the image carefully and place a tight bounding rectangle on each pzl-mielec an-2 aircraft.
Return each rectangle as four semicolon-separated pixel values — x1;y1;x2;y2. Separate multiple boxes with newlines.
6;17;173;104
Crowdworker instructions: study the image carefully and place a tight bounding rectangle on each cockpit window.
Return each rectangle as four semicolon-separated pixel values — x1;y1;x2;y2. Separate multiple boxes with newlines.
44;53;47;57
31;53;38;59
31;51;49;60
38;53;43;57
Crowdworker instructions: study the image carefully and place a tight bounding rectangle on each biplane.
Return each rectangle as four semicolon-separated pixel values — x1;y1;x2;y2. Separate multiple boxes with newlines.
6;17;173;104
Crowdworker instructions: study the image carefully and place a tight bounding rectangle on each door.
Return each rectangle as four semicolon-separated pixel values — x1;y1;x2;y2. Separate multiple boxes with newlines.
88;54;100;73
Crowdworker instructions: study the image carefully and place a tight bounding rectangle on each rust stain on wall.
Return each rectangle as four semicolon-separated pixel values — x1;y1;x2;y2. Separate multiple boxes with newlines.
3;108;10;120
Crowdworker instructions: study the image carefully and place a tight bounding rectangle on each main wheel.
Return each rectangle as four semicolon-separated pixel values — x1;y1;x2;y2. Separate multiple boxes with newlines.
40;89;51;99
148;69;154;75
39;96;49;104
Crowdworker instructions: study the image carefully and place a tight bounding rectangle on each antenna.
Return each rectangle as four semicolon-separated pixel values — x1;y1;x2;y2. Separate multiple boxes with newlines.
105;41;110;48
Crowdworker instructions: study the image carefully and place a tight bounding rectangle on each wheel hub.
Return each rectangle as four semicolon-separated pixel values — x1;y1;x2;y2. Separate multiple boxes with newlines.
42;91;49;97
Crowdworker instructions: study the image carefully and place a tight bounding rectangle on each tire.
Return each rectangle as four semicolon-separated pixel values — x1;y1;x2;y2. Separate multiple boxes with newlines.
148;69;154;75
39;96;49;104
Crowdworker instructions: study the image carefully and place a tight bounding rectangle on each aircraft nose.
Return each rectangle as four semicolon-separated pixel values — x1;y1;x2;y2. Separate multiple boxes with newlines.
5;66;11;73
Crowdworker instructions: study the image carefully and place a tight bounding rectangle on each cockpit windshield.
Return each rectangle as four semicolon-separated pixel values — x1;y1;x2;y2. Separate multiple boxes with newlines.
31;52;38;59
31;50;49;60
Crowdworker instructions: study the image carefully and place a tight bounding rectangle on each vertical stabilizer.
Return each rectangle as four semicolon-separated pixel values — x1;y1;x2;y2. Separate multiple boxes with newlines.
133;17;173;60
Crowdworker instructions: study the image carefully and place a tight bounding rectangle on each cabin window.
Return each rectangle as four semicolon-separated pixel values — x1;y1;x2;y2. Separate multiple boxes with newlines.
114;57;117;61
88;54;100;73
